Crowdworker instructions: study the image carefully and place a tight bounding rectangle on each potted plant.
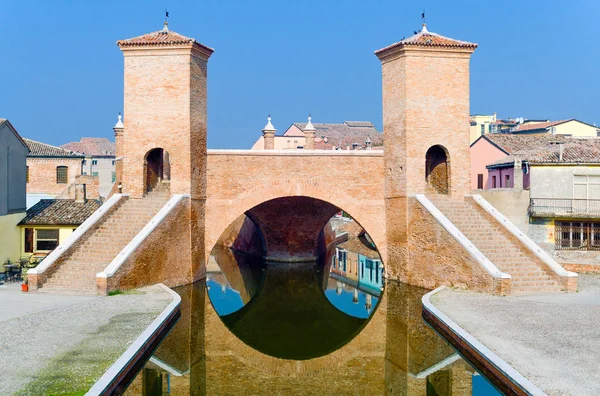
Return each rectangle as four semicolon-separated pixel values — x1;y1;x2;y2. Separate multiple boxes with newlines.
21;268;28;292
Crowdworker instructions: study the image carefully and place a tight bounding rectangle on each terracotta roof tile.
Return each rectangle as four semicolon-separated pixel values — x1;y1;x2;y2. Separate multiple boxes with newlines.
291;121;383;150
24;138;84;158
487;138;600;167
19;199;101;226
484;134;567;154
511;120;569;133
61;138;115;157
376;25;477;56
117;28;214;54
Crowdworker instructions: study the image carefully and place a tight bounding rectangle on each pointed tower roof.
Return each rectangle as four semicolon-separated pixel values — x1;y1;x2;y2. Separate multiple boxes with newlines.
117;25;214;55
263;115;276;132
375;24;477;57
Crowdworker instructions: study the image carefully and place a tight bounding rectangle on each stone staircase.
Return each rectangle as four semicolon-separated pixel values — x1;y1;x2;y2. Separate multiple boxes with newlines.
427;195;562;294
38;188;170;295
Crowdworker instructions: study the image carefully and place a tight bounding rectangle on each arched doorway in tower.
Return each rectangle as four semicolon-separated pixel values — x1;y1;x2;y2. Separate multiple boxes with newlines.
425;145;450;194
144;148;171;193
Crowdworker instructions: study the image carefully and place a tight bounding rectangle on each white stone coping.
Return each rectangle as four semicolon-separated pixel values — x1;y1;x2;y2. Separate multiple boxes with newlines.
422;287;546;395
413;194;511;279
98;194;189;279
28;194;129;276
470;194;578;278
87;284;181;395
412;353;461;379
207;149;384;157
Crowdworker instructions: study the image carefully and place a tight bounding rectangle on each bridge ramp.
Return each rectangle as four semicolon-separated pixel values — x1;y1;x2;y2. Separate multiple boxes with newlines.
428;195;563;294
38;189;169;295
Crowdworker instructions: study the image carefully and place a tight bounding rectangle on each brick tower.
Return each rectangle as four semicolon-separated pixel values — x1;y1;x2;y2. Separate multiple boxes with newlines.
375;24;477;278
117;22;214;199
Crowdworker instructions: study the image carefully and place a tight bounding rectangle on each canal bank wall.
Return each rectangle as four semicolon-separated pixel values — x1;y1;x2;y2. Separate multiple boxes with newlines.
424;275;600;395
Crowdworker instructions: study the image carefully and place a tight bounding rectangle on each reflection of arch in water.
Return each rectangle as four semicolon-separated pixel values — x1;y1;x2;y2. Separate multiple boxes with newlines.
219;262;368;360
425;145;450;195
130;281;475;394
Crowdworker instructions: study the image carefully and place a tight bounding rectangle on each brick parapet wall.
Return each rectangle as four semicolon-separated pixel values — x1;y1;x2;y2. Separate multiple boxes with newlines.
26;157;82;195
101;198;193;294
29;196;129;290
56;174;100;200
562;263;600;274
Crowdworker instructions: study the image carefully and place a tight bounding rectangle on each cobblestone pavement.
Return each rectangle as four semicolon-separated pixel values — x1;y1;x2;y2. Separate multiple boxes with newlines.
0;284;172;395
432;274;600;396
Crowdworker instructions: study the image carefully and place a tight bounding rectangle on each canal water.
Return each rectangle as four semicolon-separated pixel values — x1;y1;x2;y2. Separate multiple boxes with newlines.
124;223;501;395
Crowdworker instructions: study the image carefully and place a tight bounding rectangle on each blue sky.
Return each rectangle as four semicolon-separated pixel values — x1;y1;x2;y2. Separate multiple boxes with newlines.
1;0;598;149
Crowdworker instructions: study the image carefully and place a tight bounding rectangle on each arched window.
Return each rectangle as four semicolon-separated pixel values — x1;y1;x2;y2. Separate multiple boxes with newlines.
425;145;449;194
56;166;68;184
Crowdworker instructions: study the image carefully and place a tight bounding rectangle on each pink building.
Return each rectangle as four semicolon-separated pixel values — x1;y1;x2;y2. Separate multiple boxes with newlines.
470;134;564;190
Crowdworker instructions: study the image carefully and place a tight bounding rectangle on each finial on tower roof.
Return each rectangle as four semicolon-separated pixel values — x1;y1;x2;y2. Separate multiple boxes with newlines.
263;115;276;131
162;9;170;33
114;112;124;128
305;114;316;131
421;23;428;33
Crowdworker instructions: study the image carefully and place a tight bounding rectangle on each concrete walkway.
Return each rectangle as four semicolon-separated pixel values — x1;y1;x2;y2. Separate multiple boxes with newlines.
0;284;172;395
431;274;600;396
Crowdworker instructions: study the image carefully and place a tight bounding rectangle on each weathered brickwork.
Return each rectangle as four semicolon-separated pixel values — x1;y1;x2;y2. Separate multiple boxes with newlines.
204;152;388;267
103;198;193;294
56;174;100;200
404;198;498;293
26;157;82;195
119;44;211;199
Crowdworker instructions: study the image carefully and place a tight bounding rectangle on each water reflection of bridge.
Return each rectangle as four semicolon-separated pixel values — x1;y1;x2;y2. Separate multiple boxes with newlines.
124;281;476;395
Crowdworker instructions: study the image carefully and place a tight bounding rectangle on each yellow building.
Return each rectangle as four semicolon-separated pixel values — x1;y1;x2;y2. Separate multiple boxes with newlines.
469;114;497;143
17;198;100;258
0;118;29;262
511;119;599;137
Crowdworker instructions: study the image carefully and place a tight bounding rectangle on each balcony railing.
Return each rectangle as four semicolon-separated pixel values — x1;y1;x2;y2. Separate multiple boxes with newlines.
529;198;600;218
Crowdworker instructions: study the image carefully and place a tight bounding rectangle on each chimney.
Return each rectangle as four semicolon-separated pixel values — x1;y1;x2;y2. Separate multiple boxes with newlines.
262;115;276;150
559;143;564;162
303;115;316;150
75;184;87;203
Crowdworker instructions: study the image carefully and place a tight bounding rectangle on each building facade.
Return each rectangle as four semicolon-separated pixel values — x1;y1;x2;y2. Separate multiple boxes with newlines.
24;138;85;206
251;121;383;150
0;119;29;261
480;138;600;270
511;119;599;137
18;197;100;258
62;138;116;198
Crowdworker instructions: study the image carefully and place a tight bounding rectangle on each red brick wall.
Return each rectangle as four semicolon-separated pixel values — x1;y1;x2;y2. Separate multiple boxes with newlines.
26;157;82;195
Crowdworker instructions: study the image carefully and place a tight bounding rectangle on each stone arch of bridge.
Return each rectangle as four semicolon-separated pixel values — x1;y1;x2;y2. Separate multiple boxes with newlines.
205;179;386;274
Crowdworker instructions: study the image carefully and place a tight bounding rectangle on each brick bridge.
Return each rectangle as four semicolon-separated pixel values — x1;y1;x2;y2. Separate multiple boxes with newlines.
28;23;577;296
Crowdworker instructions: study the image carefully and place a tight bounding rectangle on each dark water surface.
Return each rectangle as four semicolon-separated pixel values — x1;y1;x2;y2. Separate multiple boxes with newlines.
124;249;500;395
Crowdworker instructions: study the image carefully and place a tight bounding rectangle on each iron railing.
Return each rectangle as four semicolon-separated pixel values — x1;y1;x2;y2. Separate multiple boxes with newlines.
555;222;600;250
529;198;600;218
